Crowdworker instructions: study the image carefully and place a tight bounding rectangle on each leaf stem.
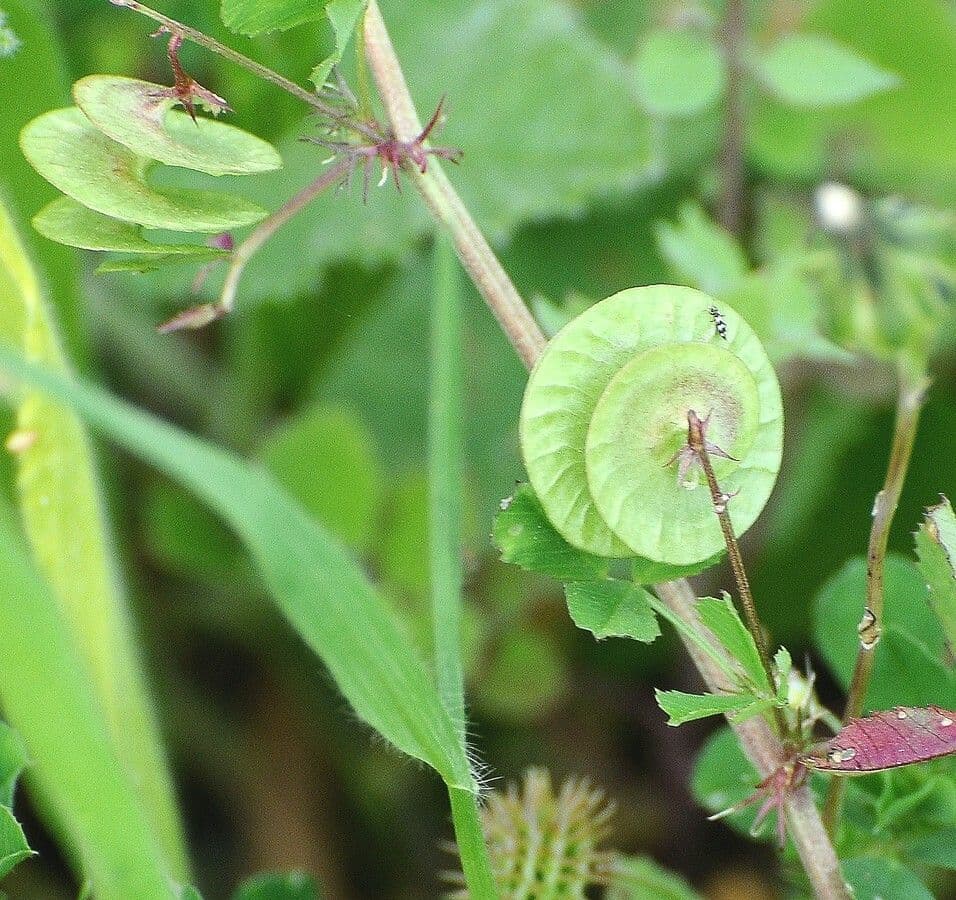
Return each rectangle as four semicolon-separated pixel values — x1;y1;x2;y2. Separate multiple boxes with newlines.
360;3;846;895
686;410;784;735
158;159;353;332
429;234;467;732
655;581;849;900
108;0;380;141
822;363;928;833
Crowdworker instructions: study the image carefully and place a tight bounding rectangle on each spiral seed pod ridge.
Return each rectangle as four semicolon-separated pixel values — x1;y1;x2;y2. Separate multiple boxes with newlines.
520;285;783;567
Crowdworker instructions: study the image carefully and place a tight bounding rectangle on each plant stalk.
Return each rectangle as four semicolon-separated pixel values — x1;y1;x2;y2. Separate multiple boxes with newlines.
655;581;848;899
685;410;785;736
426;228;496;895
822;364;927;833
362;3;848;896
362;0;546;370
109;0;380;141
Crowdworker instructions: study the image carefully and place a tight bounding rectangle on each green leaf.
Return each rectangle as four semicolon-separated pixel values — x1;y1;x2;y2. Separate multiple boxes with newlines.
476;630;565;721
0;721;28;808
94;252;229;273
73;76;282;177
914;495;956;658
221;0;326;35
493;484;609;582
842;857;933;900
565;581;660;642
257;404;383;555
0;805;33;880
0;0;88;363
696;595;771;693
814;555;956;709
691;725;762;836
0;197;187;875
0;348;475;793
606;855;701;899
309;0;367;91
0;721;32;881
655;203;748;296
755;33;898;108
633;28;726;117
0;501;179;898
33;197;232;257
233;871;320;900
655;689;757;726
20;107;268;232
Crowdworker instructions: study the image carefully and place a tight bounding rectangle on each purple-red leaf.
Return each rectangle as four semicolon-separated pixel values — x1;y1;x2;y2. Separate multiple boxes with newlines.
801;706;956;773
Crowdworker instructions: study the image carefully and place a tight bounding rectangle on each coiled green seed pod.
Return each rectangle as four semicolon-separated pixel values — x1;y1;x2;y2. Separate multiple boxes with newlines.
520;285;783;567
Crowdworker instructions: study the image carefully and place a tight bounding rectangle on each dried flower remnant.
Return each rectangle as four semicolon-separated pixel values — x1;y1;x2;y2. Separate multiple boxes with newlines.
156;30;231;121
307;96;462;200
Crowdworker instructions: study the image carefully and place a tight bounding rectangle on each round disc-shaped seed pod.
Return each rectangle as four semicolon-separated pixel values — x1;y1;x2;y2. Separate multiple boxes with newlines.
520;285;783;566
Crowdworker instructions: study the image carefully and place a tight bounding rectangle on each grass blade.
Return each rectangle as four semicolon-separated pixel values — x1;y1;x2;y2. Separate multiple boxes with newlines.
0;346;475;793
0;196;187;875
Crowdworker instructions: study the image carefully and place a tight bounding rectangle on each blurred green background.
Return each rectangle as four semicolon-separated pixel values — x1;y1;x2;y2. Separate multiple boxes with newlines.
1;0;954;896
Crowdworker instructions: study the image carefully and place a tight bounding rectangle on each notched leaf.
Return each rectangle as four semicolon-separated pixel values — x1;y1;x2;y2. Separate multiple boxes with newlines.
801;706;956;773
73;76;281;176
565;580;660;642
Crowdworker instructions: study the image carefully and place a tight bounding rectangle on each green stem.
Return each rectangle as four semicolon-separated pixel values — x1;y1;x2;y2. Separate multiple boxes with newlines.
362;0;546;370
686;411;786;737
823;361;928;834
429;235;467;730
449;787;498;899
428;235;496;895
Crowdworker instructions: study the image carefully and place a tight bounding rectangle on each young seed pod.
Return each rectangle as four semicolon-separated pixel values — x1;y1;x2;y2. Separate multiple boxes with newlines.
520;285;783;566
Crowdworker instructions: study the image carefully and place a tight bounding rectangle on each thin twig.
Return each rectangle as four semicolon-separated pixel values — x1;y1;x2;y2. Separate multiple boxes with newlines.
655;581;849;900
361;4;847;896
109;0;380;141
718;0;747;234
822;365;927;833
158;160;352;333
685;410;784;736
362;0;546;370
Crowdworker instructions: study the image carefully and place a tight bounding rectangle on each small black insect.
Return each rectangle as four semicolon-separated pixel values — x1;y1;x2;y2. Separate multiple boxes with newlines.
709;305;728;340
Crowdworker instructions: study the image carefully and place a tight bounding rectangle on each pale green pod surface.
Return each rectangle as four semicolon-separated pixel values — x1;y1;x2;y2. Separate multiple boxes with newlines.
33;197;232;258
20;108;267;232
520;285;782;565
73;76;282;177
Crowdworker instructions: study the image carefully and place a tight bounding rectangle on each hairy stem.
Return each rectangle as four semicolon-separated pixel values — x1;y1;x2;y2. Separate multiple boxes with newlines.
429;237;497;895
655;582;849;900
686;411;784;735
362;0;546;369
718;0;747;233
823;364;927;833
362;4;847;896
109;0;380;141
